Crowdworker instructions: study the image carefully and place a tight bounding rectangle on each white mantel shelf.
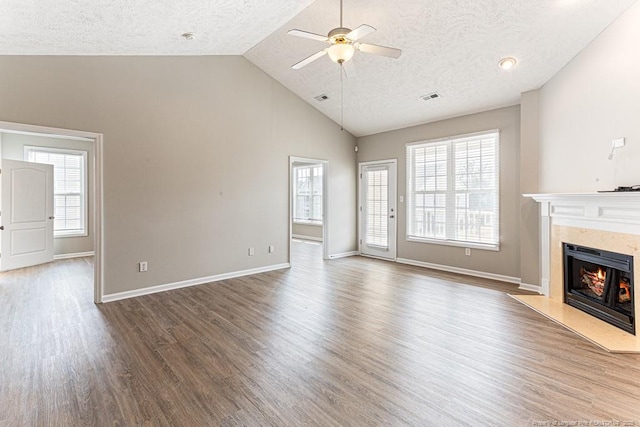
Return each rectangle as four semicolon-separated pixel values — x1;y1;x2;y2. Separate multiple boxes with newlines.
526;191;640;200
518;192;640;353
524;192;640;236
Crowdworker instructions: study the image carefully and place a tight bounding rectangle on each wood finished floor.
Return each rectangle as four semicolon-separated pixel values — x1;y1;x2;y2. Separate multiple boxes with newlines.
1;241;640;426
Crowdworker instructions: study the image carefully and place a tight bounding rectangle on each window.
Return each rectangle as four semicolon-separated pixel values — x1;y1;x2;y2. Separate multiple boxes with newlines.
24;146;88;237
406;130;499;250
293;165;323;225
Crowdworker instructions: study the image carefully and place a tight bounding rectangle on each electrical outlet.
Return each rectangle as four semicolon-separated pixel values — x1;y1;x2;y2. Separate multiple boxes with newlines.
248;247;255;256
139;261;148;272
268;245;275;253
465;248;471;256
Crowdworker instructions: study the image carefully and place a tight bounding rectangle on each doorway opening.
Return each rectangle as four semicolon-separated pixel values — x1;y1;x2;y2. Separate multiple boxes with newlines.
0;121;103;303
289;156;329;264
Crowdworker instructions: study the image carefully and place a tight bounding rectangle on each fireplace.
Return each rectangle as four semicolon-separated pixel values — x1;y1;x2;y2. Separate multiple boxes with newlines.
563;243;635;335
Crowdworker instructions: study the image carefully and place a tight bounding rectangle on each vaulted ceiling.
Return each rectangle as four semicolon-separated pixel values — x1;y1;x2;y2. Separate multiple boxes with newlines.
1;0;636;136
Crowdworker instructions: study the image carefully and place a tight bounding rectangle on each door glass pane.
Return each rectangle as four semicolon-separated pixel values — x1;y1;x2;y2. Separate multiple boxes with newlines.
365;168;388;248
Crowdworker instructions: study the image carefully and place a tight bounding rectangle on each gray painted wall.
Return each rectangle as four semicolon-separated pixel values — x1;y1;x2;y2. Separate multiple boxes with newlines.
519;91;541;286
520;1;640;287
1;133;95;256
357;105;521;279
292;223;323;240
0;56;356;296
538;1;640;192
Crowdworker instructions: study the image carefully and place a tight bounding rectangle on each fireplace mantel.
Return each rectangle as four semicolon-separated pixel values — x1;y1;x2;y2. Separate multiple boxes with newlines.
525;192;640;237
516;192;640;352
525;192;640;297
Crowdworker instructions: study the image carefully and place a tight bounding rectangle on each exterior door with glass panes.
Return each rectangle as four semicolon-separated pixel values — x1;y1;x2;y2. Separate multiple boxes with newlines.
359;160;397;260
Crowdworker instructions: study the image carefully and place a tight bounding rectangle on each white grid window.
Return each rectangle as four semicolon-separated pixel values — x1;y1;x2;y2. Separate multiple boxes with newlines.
25;146;87;238
406;130;499;250
293;165;323;225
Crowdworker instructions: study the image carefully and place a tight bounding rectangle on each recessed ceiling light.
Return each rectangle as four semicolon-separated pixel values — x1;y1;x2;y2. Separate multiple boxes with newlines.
499;57;517;70
181;32;196;40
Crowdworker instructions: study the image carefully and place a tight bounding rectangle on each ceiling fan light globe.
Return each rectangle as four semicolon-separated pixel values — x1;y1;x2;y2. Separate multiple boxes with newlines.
328;43;355;64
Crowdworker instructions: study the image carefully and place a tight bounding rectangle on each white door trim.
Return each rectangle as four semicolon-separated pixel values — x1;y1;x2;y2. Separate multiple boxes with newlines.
358;159;398;260
289;156;329;261
0;120;104;303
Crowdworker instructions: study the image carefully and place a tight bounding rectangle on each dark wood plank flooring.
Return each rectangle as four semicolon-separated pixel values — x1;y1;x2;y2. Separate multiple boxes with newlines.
1;241;640;426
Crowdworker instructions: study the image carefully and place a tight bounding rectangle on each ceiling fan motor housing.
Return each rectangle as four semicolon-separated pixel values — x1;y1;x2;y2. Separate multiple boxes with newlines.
329;27;352;42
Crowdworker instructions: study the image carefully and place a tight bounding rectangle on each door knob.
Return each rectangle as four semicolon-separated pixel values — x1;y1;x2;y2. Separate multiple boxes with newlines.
0;226;3;230
49;216;55;220
390;215;395;219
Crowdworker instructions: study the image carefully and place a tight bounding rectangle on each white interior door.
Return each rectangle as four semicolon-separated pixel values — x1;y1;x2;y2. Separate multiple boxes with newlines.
359;160;397;260
1;159;54;271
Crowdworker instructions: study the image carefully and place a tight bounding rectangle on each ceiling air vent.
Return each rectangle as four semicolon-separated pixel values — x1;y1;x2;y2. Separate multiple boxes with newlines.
314;94;329;102
420;92;440;101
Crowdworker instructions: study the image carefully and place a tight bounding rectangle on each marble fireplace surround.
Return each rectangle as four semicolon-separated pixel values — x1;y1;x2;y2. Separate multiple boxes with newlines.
516;193;640;353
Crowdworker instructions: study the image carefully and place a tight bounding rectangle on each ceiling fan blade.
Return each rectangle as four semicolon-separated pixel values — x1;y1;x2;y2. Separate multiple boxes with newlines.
356;43;402;59
287;29;329;43
342;59;356;78
346;24;376;42
292;50;328;70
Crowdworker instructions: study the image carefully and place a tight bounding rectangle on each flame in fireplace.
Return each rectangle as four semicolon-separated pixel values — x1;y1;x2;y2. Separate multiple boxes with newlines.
580;267;607;297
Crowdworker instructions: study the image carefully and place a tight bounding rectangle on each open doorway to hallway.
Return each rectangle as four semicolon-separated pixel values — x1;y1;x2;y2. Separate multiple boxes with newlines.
0;121;103;303
289;156;329;264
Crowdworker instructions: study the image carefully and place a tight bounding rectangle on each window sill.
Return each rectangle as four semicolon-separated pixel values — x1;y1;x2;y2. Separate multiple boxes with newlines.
406;236;499;252
55;231;88;239
293;221;323;227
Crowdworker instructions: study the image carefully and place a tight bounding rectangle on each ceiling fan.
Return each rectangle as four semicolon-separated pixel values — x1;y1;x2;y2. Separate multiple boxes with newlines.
287;0;402;76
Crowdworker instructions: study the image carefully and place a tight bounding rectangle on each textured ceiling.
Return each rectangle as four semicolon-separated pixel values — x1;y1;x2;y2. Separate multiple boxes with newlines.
0;0;636;136
0;0;315;55
245;0;638;136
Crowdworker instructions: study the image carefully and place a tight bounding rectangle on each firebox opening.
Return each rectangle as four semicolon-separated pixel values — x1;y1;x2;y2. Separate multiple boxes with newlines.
563;243;635;335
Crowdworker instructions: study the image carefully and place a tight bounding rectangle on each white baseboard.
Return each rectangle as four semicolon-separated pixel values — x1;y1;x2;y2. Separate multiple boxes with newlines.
518;282;543;294
396;257;521;285
359;253;396;262
329;251;359;259
102;263;291;303
54;251;95;260
292;234;323;242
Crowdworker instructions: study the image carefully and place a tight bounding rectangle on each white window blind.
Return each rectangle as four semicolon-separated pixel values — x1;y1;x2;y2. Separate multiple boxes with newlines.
406;130;499;249
293;165;323;225
364;167;388;247
25;146;87;237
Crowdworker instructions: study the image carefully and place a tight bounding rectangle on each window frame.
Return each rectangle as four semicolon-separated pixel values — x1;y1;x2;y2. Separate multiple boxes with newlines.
405;130;500;251
24;145;88;238
292;164;323;226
